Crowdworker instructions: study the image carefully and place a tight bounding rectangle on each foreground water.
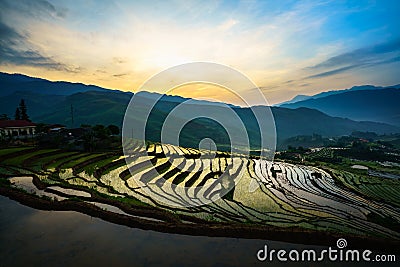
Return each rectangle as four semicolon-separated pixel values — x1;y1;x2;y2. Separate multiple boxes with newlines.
0;196;397;266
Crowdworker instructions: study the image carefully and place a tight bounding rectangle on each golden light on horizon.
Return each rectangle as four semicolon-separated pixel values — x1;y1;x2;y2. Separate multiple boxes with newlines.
165;83;250;107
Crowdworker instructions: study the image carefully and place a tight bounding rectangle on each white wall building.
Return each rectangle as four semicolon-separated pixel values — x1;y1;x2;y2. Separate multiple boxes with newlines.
0;120;36;138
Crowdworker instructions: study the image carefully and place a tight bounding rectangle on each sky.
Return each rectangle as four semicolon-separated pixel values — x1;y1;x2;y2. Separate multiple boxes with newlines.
1;0;400;105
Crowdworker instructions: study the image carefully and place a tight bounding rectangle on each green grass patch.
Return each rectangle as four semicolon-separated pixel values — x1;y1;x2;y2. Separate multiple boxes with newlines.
77;156;120;175
46;153;91;169
331;168;400;207
0;147;33;157
0;166;19;176
367;212;400;232
28;152;79;167
0;177;11;187
2;149;59;166
61;153;108;169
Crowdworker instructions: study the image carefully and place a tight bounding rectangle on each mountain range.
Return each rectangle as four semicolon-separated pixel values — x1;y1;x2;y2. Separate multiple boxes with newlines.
277;84;399;105
0;72;112;97
279;85;400;127
0;72;399;149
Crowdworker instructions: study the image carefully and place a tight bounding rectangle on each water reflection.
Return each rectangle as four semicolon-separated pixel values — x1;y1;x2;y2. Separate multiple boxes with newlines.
0;196;395;266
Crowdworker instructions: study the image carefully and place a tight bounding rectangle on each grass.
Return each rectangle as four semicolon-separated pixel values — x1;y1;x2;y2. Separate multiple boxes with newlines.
103;195;150;208
46;153;92;169
330;168;400;207
29;152;79;166
0;166;18;176
0;147;33;157
2;149;59;166
0;177;11;187
77;155;120;175
61;153;108;169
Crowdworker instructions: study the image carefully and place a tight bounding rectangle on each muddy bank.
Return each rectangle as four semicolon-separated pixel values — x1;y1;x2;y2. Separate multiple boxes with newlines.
1;185;399;253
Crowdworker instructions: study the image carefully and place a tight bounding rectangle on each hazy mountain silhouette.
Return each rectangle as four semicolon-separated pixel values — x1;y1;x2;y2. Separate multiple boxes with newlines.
277;84;400;106
280;88;400;126
0;72;114;97
278;94;312;106
1;72;399;149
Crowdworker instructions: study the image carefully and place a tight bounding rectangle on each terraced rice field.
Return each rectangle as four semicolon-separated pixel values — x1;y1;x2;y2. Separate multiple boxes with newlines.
1;144;399;240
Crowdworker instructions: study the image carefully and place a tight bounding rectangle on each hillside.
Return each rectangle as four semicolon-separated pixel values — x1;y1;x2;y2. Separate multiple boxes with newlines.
26;91;399;150
1;72;399;150
0;72;113;96
35;90;133;127
280;88;400;126
0;91;66;119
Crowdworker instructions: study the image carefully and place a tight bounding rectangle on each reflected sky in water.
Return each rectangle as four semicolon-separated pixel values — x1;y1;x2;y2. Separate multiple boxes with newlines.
0;196;395;267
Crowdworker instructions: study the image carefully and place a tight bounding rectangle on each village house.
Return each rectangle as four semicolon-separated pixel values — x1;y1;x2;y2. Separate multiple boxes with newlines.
0;120;36;138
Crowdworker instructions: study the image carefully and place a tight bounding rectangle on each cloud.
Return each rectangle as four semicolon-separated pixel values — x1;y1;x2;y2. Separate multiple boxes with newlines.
0;0;75;71
0;20;77;72
305;39;400;78
0;0;67;19
113;73;129;78
306;65;358;79
299;83;310;87
217;19;239;31
112;57;128;64
0;20;21;46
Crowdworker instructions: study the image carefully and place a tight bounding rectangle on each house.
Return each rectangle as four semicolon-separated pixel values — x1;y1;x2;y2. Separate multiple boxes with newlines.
0;120;36;138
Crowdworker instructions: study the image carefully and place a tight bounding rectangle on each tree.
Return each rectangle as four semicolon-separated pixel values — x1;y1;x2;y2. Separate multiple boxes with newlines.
0;114;10;120
107;124;120;135
19;99;30;121
93;124;111;139
15;108;21;120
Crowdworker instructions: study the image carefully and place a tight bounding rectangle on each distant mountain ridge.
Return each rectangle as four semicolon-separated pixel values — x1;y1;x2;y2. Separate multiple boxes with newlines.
277;94;311;106
277;84;400;106
280;87;400;126
0;72;116;96
1;72;399;149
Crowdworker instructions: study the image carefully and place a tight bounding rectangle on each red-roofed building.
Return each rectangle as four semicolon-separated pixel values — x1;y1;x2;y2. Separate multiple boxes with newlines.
0;120;36;137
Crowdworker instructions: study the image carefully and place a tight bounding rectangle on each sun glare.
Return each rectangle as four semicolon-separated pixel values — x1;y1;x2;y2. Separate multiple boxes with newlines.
167;83;249;106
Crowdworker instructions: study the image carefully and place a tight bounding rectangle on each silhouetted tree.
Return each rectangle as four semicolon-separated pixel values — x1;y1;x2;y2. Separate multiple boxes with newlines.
15;108;21;120
82;129;96;152
107;124;120;135
19;99;30;121
93;124;111;139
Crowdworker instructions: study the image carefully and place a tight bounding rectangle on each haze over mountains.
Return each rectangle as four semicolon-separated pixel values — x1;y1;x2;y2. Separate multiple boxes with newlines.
1;72;399;149
279;85;400;127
